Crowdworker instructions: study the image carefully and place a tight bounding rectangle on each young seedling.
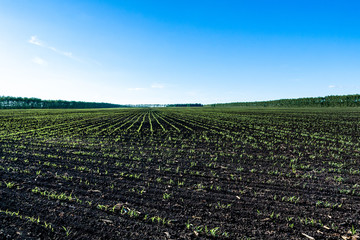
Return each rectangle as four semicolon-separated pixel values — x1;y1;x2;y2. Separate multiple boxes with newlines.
185;220;192;229
163;193;172;200
350;225;357;235
4;181;16;189
62;226;71;237
209;227;220;237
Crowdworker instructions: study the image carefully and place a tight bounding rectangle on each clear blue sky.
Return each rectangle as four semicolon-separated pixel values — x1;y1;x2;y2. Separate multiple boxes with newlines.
1;0;360;104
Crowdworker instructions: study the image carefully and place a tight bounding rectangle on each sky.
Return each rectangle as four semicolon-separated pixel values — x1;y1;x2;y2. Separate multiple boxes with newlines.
1;0;360;104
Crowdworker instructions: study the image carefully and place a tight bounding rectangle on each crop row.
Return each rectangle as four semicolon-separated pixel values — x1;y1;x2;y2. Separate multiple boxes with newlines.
1;107;360;239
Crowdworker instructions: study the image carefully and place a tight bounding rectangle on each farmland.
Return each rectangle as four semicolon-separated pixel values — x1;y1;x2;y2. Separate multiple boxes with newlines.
1;107;360;239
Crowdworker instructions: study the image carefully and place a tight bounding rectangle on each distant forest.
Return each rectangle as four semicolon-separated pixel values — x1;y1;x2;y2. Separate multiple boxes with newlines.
0;96;204;109
2;94;360;109
0;96;127;109
212;94;360;107
167;103;203;107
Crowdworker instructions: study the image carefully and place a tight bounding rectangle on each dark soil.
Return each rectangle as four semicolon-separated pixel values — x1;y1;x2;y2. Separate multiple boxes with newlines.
1;108;360;239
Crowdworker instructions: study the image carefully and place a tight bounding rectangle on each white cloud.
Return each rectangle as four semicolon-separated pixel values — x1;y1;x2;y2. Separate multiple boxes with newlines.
151;83;165;89
328;85;336;88
28;35;77;61
28;36;43;46
32;57;47;66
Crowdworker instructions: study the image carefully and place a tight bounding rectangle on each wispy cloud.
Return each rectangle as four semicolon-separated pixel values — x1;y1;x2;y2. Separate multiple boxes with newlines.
32;57;47;66
328;85;336;88
29;36;42;46
151;83;165;89
28;36;78;61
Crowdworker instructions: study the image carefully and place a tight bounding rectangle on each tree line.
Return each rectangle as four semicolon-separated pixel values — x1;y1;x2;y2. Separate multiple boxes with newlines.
0;96;205;109
212;94;360;107
0;96;128;109
167;103;203;107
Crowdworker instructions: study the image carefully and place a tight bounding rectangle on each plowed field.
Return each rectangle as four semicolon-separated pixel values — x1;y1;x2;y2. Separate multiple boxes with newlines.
1;108;360;239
